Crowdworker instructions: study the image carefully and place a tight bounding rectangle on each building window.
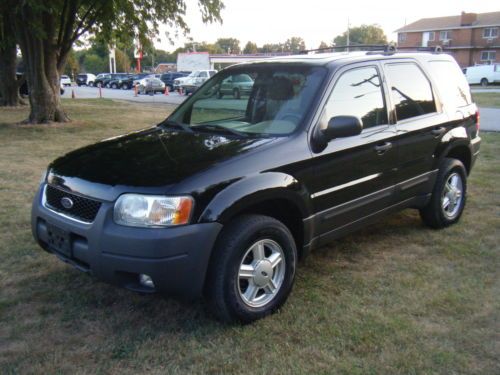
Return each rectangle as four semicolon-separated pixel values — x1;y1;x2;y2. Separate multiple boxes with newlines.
480;51;496;62
428;32;435;41
398;33;407;43
439;30;452;41
483;28;498;38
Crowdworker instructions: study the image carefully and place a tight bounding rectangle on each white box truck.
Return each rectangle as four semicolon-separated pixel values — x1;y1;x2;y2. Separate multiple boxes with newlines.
465;64;500;86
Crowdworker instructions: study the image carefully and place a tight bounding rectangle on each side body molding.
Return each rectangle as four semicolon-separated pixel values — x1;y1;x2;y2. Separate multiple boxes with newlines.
198;172;312;224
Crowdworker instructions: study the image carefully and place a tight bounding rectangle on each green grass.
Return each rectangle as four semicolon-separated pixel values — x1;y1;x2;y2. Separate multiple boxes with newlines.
0;99;499;374
472;92;500;108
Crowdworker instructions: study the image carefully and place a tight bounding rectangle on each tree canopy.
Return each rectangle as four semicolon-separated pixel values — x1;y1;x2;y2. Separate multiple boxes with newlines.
333;24;388;46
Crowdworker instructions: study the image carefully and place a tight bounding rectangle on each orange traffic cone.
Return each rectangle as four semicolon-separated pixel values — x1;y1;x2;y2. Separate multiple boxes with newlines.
71;89;75;99
164;86;169;96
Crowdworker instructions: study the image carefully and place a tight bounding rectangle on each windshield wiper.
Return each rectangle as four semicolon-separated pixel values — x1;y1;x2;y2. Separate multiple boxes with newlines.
192;123;249;137
158;120;193;133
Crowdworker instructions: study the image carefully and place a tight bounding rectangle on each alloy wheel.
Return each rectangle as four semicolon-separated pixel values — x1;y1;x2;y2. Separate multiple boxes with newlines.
442;172;463;219
237;239;286;308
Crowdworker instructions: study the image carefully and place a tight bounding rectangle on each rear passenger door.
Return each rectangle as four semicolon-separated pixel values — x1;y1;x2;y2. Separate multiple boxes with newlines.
309;63;400;237
383;60;447;201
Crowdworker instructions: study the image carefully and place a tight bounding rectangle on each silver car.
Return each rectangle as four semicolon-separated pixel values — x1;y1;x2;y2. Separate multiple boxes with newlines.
137;77;165;94
217;74;254;99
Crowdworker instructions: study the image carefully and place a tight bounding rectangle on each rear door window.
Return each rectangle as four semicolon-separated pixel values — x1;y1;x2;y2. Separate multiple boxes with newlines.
385;63;436;121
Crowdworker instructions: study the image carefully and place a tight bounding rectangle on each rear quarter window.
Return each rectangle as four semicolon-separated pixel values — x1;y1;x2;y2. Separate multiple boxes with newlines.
427;60;471;108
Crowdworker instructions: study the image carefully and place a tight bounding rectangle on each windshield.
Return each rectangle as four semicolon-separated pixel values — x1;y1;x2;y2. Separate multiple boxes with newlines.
168;65;326;136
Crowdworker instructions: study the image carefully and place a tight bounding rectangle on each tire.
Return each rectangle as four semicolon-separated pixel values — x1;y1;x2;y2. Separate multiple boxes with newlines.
419;158;467;229
96;82;101;88
233;88;240;99
205;215;297;323
88;82;94;87
122;83;129;90
111;83;118;89
480;78;488;87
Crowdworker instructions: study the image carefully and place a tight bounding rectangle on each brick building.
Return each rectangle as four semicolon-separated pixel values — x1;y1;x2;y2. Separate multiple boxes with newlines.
396;11;500;67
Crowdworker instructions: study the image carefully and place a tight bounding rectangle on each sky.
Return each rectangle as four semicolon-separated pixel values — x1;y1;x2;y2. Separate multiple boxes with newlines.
155;0;499;51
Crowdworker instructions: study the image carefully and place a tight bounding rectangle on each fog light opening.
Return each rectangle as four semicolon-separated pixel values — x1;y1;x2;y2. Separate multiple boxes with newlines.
139;274;155;289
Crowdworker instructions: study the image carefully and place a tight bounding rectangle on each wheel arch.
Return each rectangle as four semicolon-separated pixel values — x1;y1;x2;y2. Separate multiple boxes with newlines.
198;172;313;257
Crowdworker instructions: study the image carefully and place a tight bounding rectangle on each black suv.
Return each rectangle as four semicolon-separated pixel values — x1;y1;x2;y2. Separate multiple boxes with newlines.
32;48;481;323
160;72;189;91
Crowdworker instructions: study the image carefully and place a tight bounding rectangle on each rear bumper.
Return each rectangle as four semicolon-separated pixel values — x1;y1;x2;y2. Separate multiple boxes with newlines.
470;136;481;171
31;184;222;299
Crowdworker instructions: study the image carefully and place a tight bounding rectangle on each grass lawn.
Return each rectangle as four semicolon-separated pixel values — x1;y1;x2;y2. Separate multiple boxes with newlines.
472;92;500;108
0;99;499;374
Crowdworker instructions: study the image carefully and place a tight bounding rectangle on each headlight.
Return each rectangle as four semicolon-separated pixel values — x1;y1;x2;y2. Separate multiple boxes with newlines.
114;194;193;227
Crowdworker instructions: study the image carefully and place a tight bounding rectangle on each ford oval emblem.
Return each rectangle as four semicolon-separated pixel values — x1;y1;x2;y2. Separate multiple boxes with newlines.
61;197;74;209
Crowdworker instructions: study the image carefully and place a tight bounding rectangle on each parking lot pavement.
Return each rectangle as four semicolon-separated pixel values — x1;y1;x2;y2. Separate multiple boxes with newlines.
478;107;500;132
62;85;187;105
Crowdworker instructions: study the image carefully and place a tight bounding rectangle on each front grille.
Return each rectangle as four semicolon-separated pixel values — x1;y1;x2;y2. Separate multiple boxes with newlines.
45;185;101;223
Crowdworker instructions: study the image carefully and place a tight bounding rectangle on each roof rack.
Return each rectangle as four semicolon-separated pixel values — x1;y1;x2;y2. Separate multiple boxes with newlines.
300;44;443;56
300;44;396;55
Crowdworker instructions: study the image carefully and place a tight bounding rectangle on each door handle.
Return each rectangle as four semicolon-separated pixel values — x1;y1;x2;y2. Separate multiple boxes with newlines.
431;127;446;137
374;142;392;154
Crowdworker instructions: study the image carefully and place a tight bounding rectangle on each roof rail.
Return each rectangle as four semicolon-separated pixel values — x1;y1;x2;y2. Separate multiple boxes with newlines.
300;44;396;55
300;44;443;56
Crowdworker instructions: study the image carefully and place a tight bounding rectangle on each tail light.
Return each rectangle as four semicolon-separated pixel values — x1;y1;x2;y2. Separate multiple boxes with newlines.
475;110;480;133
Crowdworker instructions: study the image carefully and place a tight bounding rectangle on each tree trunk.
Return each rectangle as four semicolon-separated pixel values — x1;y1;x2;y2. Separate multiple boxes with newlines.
14;6;69;124
0;43;23;106
0;8;23;106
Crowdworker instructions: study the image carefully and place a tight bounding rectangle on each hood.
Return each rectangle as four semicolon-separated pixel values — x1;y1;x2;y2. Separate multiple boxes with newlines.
47;126;272;200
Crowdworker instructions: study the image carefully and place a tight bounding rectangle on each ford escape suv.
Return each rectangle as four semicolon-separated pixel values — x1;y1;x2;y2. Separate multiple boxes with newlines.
32;47;481;323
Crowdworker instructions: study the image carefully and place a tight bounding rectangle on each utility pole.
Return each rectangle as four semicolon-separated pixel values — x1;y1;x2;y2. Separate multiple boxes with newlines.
346;17;350;52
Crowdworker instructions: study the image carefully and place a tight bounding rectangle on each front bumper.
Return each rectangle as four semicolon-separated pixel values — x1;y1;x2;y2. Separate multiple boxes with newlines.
31;184;222;299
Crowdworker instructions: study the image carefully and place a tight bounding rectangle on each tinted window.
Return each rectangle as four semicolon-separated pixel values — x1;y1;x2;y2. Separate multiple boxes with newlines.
324;66;387;129
428;60;471;107
385;63;436;121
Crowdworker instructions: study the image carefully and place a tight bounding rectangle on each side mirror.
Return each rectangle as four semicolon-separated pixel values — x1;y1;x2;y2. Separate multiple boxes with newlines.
322;116;363;141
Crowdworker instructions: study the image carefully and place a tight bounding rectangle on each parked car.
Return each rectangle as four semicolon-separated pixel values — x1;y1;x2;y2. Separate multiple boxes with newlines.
465;64;500;86
137;77;165;94
179;70;217;94
107;74;132;89
32;48;481;323
112;73;148;90
94;73;112;88
160;72;189;91
60;75;72;86
217;73;254;99
76;73;96;87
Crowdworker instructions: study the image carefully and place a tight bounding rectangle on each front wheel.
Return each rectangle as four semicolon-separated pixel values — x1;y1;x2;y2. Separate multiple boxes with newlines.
480;78;488;87
205;215;297;323
419;158;467;229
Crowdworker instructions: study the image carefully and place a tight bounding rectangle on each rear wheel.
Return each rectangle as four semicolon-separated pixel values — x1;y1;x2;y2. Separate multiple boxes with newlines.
205;215;297;323
88;82;94;87
480;78;488;87
419;158;467;229
121;83;129;90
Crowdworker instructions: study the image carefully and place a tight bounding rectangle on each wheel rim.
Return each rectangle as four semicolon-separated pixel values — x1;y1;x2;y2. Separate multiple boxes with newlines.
237;239;286;308
442;172;463;219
